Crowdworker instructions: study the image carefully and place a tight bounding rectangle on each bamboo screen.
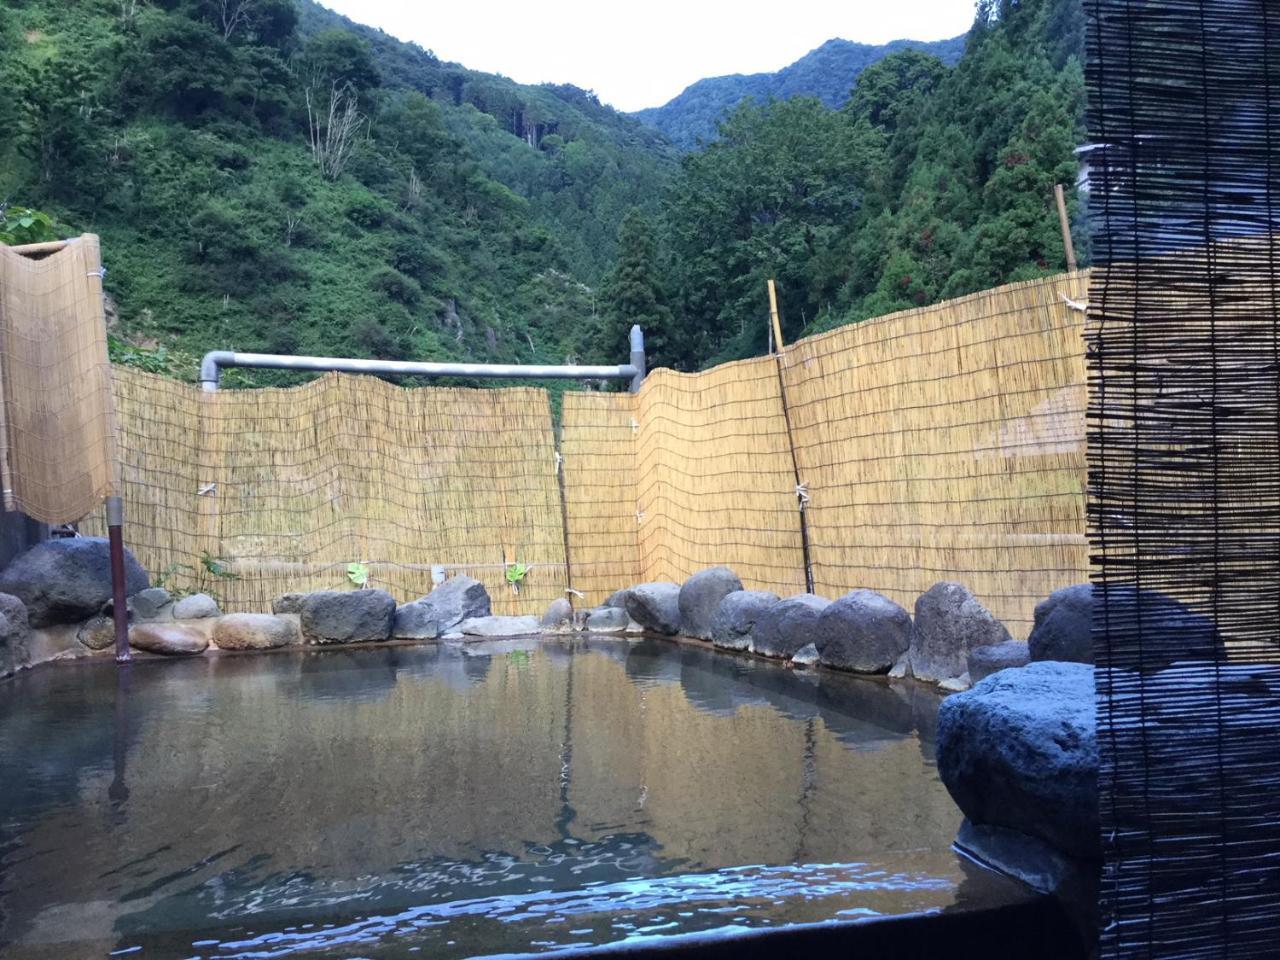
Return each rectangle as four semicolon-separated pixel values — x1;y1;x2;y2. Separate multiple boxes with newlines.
85;369;567;614
781;273;1092;636
632;361;806;596
560;390;640;606
0;236;118;524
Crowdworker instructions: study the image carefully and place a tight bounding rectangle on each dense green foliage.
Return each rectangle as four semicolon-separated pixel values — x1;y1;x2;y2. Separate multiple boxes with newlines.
2;0;1085;384
635;0;1087;369
0;0;673;379
633;36;965;150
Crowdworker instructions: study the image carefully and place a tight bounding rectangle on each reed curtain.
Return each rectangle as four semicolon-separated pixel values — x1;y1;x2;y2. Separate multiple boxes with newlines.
1086;0;1280;955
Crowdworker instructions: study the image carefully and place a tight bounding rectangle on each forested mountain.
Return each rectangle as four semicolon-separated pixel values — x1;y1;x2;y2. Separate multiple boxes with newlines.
1;0;1086;384
0;0;674;379
633;36;966;150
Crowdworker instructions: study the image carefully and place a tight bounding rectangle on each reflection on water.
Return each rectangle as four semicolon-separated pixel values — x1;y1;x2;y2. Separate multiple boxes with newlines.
0;638;1005;958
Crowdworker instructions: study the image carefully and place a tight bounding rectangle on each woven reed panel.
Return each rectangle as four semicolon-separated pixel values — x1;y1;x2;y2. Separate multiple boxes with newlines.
87;369;566;615
559;390;640;607
0;236;118;523
633;360;806;596
781;273;1091;636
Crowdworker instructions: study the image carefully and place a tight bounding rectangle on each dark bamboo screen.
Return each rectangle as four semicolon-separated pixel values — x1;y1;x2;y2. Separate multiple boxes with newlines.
1086;1;1280;955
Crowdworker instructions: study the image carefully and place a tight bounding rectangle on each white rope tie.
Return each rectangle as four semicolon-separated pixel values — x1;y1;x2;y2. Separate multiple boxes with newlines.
795;482;810;510
635;508;645;525
630;417;639;434
564;587;584;598
554;450;563;472
1060;293;1088;313
87;267;107;279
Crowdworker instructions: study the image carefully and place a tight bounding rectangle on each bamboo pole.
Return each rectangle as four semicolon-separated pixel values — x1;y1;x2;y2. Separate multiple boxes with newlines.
1054;184;1078;272
5;239;71;257
767;279;785;353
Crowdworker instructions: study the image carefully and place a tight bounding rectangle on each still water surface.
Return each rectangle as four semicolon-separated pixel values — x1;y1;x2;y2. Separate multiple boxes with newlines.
0;637;1011;958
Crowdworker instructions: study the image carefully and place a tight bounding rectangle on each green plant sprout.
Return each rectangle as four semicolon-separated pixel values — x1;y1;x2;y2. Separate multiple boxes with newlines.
347;562;371;588
505;562;531;593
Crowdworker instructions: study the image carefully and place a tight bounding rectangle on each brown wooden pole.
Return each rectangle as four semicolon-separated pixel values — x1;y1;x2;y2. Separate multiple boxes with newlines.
1054;184;1078;273
106;496;131;663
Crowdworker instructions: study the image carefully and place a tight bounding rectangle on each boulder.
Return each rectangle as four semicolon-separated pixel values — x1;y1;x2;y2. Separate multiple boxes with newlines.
678;567;744;640
0;537;148;627
584;606;630;634
394;576;490;637
968;641;1031;682
910;582;1011;684
813;589;912;674
1029;583;1222;670
301;589;396;644
456;615;540;637
129;622;209;656
937;661;1098;860
130;587;173;620
624;582;682;635
0;592;31;676
711;590;779;651
603;589;630;609
752;594;830;660
791;643;820;667
173;592;220;620
541;597;574;631
77;615;116;651
213;613;300;650
272;592;307;615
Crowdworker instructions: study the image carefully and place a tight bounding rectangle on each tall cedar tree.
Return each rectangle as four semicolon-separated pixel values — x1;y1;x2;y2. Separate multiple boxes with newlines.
598;211;673;366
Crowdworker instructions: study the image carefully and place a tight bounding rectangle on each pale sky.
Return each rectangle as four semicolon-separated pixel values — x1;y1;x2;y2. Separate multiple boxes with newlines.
317;1;977;112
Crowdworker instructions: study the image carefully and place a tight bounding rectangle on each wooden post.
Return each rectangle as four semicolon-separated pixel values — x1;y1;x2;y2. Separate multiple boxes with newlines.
106;495;131;663
767;279;785;353
1054;184;1078;273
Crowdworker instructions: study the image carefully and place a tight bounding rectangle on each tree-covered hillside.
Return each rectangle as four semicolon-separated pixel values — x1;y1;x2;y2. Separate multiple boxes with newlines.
633;36;965;150
0;0;675;378
627;0;1088;369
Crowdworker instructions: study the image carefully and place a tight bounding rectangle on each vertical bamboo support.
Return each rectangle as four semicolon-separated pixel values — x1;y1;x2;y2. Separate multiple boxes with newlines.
1055;184;1078;272
767;279;786;352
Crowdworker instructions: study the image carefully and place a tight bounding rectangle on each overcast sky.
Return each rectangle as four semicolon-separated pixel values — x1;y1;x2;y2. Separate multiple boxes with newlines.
317;1;977;112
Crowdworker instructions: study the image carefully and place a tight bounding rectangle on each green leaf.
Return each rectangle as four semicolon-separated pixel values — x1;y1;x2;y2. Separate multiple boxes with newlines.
347;561;370;587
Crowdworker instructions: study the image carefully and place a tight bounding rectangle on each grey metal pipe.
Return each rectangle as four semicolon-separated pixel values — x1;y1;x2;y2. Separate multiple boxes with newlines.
199;350;641;392
628;325;646;393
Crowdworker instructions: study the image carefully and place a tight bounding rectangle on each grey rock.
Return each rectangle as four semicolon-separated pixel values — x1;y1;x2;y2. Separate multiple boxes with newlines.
173;593;220;620
272;592;307;615
939;673;971;692
541;597;574;631
213;613;299;650
130;587;173;620
77;615;116;651
791;643;820;666
301;589;396;644
910;582;1011;684
678;567;743;639
0;537;148;627
813;589;912;674
624;582;682;635
937;661;1098;860
395;576;491;636
585;606;630;633
1029;583;1222;670
711;590;779;651
753;594;830;660
457;615;540;637
129;622;209;656
887;654;910;679
603;589;630;609
0;592;31;676
968;641;1031;682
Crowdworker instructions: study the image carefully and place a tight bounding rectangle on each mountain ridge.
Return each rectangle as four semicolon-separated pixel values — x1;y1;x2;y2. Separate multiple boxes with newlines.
633;35;966;149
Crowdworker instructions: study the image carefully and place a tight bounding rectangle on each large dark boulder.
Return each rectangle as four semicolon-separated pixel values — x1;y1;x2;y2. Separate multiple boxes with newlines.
711;590;779;651
937;661;1098;860
0;537;148;627
909;582;1011;684
301;589;396;644
393;575;490;638
1029;583;1222;670
0;592;31;677
624;582;682;635
752;594;829;660
584;606;630;633
967;641;1031;683
813;589;911;674
678;567;743;639
541;598;573;632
